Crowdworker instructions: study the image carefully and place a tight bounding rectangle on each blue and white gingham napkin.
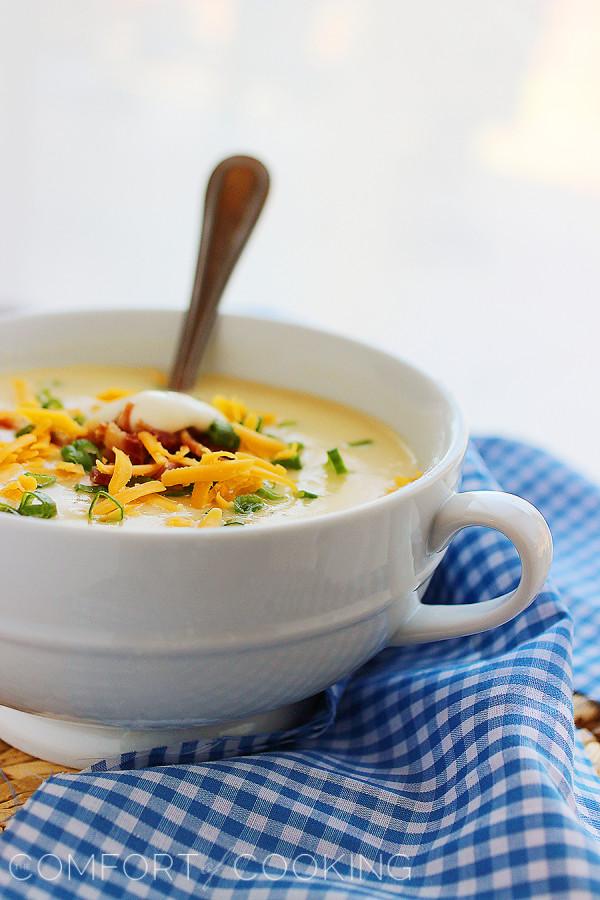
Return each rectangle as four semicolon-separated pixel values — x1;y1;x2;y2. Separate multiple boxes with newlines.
2;437;600;899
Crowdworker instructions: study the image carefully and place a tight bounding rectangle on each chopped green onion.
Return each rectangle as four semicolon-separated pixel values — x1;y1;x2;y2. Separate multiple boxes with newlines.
278;420;297;427
205;420;240;452
0;502;17;515
255;416;264;433
36;388;63;410
15;423;35;437
327;448;348;475
25;472;57;488
256;485;285;502
278;451;302;470
164;484;194;497
88;490;125;522
18;490;57;519
73;413;86;426
297;490;318;500
224;520;244;526
233;493;265;515
61;438;99;472
74;482;106;494
348;439;373;447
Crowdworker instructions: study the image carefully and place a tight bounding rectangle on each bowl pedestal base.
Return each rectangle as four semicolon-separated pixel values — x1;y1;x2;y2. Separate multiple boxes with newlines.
0;699;317;769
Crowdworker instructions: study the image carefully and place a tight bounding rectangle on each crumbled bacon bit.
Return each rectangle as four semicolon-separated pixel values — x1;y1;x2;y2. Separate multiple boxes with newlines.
121;433;147;465
89;412;199;469
181;429;208;458
50;430;74;447
102;421;125;456
87;422;107;449
116;402;133;433
135;422;181;452
101;421;148;464
90;467;111;486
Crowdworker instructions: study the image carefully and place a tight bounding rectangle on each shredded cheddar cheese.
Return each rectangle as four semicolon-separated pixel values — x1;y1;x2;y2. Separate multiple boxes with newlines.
54;462;85;476
12;378;38;407
138;430;168;464
212;394;275;427
242;411;259;431
212;395;246;423
191;481;210;509
200;508;223;528
92;480;166;517
0;463;23;484
96;460;162;478
1;481;24;502
18;474;38;493
108;448;134;495
15;408;84;438
141;495;181;513
162;459;256;487
214;491;233;511
0;434;37;466
166;516;194;527
387;471;422;492
96;388;132;402
232;423;287;459
137;431;192;466
273;442;301;462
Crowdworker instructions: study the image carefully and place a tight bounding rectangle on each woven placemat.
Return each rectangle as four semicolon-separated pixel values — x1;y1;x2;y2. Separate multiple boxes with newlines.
1;695;599;831
573;693;600;771
0;741;76;831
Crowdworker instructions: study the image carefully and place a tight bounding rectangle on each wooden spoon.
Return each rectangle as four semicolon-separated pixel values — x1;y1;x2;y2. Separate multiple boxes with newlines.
168;155;270;391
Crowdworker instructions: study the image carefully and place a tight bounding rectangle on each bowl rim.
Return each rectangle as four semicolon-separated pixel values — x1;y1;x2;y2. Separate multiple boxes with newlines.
0;307;469;541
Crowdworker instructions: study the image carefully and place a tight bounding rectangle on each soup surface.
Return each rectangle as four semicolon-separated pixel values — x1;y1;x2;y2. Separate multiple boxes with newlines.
0;367;421;529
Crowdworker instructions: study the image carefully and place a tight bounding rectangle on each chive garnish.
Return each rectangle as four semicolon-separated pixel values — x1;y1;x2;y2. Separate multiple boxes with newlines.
278;420;297;427
327;448;348;475
224;520;244;526
36;388;63;410
255;416;264;433
0;502;17;515
74;482;106;494
233;494;265;515
348;439;373;447
73;413;86;426
298;490;318;500
278;446;303;470
88;490;125;522
61;438;99;472
25;472;57;488
18;491;57;519
256;486;284;502
15;423;35;437
205;420;240;452
279;456;302;470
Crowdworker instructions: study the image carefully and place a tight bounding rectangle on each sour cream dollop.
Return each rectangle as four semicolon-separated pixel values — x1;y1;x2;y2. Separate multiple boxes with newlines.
90;390;225;433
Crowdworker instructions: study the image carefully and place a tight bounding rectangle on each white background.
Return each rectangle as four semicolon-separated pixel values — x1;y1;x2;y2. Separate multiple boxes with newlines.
1;0;599;478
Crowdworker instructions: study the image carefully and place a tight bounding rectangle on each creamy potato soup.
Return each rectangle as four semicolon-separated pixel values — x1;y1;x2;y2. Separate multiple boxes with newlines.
0;367;421;529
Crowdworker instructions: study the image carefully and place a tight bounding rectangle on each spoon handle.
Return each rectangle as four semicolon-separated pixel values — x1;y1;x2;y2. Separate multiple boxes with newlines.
168;156;270;391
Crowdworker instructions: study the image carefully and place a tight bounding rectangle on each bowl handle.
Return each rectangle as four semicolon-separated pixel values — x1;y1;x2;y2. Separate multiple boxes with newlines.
389;490;553;644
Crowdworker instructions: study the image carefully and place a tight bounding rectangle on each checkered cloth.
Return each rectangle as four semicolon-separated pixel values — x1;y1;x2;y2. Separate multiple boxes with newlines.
1;438;600;898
